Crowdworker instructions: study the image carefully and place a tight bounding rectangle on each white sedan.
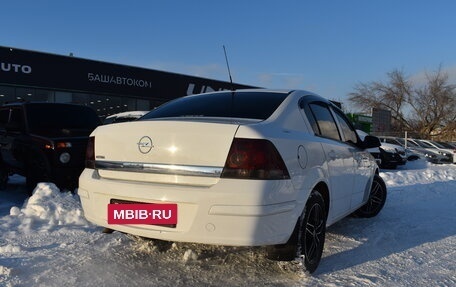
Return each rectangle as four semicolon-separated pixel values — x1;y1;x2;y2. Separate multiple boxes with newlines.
79;89;386;273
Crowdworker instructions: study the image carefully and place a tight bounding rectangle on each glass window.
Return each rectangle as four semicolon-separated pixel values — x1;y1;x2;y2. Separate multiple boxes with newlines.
437;142;455;149
88;94;107;117
34;89;53;102
333;109;358;144
55;91;72;103
15;88;35;101
385;138;396;144
122;97;137;111
416;140;433;148
309;103;341;141
26;103;100;132
136;99;150;111
303;104;319;135
143;91;288;120
0;86;15;104
406;139;419;147
72;93;89;105
430;141;446;149
396;138;406;145
105;96;124;116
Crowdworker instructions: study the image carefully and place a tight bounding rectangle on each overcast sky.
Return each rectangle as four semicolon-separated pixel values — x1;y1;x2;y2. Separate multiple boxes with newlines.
2;0;456;107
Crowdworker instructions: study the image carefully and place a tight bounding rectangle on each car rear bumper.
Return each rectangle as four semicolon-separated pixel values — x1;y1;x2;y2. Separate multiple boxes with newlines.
78;169;300;246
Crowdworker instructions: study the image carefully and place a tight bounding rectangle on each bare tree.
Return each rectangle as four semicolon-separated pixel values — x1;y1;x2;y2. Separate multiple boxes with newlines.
409;67;456;138
349;67;456;139
349;69;412;131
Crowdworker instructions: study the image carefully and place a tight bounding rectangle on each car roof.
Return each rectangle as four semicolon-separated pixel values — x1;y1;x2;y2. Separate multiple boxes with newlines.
105;111;148;120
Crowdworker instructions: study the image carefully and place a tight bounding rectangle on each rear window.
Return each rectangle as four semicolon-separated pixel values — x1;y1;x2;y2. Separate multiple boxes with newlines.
27;104;100;131
142;91;289;120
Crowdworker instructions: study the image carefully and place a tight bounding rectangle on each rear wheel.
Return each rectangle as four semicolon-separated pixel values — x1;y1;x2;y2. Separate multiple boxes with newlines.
267;190;327;274
354;175;387;218
299;191;327;273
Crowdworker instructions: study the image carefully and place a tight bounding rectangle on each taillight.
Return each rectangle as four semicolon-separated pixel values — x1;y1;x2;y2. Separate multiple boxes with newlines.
86;136;95;168
221;138;290;180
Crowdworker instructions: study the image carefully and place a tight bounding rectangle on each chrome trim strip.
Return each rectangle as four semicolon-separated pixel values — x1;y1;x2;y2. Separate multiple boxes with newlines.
95;160;223;178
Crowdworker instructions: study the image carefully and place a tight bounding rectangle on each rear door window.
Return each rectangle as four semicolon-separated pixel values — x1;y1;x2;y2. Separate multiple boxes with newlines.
308;103;341;141
332;108;359;145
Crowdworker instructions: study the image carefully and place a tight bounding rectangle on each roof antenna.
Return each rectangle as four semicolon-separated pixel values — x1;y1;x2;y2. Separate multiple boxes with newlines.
223;45;235;91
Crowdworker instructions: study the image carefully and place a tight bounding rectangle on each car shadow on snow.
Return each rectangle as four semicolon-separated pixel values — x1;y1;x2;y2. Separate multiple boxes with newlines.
315;180;456;275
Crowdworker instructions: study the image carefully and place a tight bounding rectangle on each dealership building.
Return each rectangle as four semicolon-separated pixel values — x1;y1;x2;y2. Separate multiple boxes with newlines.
0;46;254;118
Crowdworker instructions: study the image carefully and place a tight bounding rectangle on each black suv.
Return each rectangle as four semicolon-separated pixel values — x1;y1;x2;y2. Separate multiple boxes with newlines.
0;102;101;193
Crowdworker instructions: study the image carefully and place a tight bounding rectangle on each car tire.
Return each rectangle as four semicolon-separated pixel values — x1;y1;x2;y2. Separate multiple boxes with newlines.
354;175;387;218
266;190;327;274
299;190;327;273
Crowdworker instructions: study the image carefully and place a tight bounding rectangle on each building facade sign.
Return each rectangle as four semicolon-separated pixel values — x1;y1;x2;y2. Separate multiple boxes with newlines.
0;46;254;100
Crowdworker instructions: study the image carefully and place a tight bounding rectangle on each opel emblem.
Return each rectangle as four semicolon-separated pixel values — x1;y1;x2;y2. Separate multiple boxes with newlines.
137;136;153;154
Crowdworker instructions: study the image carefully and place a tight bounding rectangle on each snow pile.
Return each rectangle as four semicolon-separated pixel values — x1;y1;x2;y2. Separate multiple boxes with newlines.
381;160;456;187
5;182;89;234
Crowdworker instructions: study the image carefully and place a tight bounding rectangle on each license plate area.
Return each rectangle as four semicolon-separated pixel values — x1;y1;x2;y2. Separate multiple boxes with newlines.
110;198;177;228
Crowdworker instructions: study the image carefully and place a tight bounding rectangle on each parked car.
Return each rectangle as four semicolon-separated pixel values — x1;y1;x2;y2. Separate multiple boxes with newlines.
79;89;386;273
408;139;452;163
103;111;148;125
378;142;407;169
405;138;448;164
357;132;405;169
0;102;101;193
377;136;420;161
418;139;455;163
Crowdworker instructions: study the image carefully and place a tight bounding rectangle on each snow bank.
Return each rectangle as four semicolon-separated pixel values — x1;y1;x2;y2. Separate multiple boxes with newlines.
381;160;456;187
5;183;89;234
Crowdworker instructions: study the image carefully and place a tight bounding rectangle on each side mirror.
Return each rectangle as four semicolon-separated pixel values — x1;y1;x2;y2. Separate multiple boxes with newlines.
363;135;381;149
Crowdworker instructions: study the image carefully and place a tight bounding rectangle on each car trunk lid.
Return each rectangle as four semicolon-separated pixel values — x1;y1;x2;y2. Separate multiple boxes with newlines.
92;120;240;185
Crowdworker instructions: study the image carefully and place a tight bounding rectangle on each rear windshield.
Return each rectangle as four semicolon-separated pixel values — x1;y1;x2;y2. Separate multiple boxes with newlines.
27;104;101;131
142;91;289;120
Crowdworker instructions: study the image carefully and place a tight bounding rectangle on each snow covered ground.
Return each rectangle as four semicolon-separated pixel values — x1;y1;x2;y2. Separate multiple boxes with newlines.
1;160;455;287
